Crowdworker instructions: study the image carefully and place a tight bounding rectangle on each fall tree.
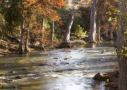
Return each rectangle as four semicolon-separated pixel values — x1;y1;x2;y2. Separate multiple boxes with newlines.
18;0;65;53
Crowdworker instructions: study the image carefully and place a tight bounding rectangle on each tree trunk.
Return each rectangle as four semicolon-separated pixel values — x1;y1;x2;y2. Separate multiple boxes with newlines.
89;0;97;43
51;20;54;43
24;29;29;52
62;13;74;43
40;18;45;50
109;23;113;40
116;0;127;90
109;28;113;40
18;0;24;54
105;2;109;39
83;17;86;32
24;12;35;53
97;1;100;41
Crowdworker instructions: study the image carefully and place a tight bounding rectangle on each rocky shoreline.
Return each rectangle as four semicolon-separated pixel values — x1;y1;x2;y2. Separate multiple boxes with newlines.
93;69;119;90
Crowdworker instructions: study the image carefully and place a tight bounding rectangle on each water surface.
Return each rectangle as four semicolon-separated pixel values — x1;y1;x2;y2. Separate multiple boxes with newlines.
0;42;117;90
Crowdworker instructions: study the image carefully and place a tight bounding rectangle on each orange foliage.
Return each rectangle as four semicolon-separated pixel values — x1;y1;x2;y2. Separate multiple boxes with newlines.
22;0;65;44
24;0;65;21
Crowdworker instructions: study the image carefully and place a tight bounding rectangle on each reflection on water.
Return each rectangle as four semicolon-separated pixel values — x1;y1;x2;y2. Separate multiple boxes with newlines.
0;41;117;90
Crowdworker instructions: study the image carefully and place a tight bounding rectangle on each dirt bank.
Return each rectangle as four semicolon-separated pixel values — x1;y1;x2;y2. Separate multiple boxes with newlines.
0;39;19;56
0;39;87;57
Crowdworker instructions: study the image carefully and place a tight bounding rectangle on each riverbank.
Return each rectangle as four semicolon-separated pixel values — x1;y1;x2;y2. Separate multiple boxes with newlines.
104;70;119;89
93;65;119;90
105;65;119;89
0;39;18;57
0;39;87;57
0;39;57;57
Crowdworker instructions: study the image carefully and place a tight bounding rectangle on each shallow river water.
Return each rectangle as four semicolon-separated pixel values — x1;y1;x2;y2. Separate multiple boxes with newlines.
0;42;117;90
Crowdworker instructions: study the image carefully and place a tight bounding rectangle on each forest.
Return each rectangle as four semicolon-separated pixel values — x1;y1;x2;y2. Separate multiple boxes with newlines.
0;0;127;90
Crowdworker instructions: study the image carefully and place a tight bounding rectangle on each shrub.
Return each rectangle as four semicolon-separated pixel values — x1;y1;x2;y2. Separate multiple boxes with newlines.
75;25;87;39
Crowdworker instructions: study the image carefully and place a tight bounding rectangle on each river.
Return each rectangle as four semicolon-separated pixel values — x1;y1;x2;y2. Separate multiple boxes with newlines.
0;41;117;90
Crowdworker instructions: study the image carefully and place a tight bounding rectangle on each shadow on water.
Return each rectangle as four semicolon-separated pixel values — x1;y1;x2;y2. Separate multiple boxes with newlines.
0;41;117;90
83;41;115;48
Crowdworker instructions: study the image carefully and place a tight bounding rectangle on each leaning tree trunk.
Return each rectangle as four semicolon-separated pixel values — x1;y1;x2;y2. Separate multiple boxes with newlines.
116;0;127;90
97;1;100;42
62;13;74;43
40;18;45;50
89;0;97;43
51;20;54;43
19;0;24;54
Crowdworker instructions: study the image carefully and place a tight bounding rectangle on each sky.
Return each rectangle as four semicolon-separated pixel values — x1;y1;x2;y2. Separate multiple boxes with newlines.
68;0;79;3
68;0;72;3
